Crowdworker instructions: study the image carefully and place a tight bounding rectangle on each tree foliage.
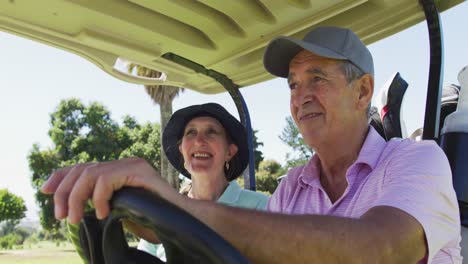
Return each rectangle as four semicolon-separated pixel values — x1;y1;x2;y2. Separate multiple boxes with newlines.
252;129;264;170
238;159;284;195
279;116;313;169
0;189;26;234
255;160;285;194
0;233;20;249
258;159;283;175
28;98;162;233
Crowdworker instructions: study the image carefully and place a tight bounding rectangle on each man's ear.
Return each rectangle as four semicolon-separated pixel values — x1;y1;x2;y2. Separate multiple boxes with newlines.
226;144;238;160
356;74;374;111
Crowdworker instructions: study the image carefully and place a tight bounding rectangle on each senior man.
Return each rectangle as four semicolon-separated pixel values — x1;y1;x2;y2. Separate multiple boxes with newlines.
43;26;461;263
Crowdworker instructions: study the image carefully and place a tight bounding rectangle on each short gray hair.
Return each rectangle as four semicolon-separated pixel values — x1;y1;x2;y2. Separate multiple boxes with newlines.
339;60;371;114
339;60;366;83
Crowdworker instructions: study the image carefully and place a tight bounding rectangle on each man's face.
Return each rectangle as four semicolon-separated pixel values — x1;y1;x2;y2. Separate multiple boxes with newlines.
288;50;362;149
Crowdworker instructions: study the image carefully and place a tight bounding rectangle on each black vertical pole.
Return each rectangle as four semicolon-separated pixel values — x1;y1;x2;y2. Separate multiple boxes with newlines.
420;0;444;140
211;75;256;191
226;88;256;191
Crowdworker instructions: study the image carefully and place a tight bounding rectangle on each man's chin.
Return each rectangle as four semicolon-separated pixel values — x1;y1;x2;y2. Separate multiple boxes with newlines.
302;132;320;148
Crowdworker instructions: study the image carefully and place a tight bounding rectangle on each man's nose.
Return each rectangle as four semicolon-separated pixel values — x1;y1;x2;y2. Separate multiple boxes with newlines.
292;85;315;107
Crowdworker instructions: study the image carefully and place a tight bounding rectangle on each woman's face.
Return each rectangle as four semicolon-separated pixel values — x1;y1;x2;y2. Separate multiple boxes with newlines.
179;116;238;178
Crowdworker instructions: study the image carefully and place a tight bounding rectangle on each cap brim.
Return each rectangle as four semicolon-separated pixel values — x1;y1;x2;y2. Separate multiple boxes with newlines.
263;36;347;78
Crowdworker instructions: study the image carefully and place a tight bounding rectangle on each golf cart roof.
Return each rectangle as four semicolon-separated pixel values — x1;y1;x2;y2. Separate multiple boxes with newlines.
0;0;463;94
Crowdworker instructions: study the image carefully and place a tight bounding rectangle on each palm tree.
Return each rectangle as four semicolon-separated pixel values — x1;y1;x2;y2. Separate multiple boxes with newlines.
127;63;184;189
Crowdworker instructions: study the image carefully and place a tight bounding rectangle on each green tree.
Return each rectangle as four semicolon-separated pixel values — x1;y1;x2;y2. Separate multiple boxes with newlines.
28;146;62;233
28;98;162;233
252;130;264;170
258;159;283;175
238;159;285;195
230;129;264;188
0;233;20;249
13;226;34;245
279;116;313;169
255;160;285;195
127;64;184;189
0;189;26;235
119;122;162;171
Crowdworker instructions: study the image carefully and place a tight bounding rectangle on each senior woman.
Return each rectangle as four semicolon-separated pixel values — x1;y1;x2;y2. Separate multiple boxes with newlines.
138;103;268;259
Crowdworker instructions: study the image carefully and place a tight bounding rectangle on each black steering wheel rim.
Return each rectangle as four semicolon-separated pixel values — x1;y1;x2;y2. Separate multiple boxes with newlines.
79;187;249;264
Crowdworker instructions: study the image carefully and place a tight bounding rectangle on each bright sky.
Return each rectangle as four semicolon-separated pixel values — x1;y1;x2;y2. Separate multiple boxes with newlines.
1;2;467;221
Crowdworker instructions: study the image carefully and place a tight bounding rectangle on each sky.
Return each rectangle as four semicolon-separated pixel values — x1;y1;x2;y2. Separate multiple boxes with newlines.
1;2;467;221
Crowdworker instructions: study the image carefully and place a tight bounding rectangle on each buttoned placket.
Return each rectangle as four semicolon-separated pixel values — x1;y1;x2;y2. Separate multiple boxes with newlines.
320;162;364;210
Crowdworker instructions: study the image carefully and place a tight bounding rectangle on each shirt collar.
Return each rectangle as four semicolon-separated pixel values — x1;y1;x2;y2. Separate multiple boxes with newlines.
354;126;386;170
217;180;242;204
299;155;322;187
298;126;386;187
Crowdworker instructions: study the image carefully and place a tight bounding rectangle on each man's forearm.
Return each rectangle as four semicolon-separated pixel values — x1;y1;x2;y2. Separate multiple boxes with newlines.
173;197;425;264
188;201;369;263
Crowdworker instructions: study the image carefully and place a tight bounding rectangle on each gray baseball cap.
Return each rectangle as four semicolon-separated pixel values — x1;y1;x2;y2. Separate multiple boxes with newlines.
263;26;374;78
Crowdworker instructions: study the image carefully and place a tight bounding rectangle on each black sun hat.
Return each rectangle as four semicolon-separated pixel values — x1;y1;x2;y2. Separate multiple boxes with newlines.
163;103;248;180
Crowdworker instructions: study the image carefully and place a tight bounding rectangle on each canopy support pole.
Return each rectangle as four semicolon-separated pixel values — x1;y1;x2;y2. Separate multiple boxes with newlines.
420;0;444;140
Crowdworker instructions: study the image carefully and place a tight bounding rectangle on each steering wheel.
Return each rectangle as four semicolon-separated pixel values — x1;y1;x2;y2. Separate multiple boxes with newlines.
78;187;249;264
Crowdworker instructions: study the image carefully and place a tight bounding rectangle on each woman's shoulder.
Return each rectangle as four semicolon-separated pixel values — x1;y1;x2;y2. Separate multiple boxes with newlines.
219;181;269;210
239;187;269;201
237;187;269;210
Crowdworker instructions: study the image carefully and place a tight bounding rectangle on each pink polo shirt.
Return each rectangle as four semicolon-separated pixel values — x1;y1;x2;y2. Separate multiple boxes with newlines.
267;127;462;263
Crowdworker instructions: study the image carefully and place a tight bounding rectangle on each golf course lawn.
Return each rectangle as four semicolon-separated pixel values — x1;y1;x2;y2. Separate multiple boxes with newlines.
0;242;82;264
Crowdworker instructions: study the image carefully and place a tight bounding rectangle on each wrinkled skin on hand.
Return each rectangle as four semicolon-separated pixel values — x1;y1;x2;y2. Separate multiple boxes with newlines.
41;157;179;229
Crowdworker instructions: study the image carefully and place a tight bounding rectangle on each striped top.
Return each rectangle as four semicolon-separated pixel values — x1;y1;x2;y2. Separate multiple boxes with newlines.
138;181;268;260
268;127;462;263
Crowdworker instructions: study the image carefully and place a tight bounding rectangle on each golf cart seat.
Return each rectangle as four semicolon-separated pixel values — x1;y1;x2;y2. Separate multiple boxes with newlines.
371;68;468;258
439;66;468;260
373;68;468;225
406;83;462;142
440;67;468;225
369;72;409;141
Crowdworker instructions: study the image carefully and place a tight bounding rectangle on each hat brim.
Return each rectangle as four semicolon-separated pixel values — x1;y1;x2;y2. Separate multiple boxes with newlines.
163;103;248;180
263;36;348;78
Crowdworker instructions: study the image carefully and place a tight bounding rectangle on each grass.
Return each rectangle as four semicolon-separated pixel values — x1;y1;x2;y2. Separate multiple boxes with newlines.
0;241;83;264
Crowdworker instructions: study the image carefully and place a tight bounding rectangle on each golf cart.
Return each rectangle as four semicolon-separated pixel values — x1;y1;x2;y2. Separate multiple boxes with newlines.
1;0;466;263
